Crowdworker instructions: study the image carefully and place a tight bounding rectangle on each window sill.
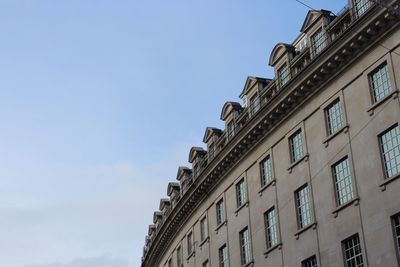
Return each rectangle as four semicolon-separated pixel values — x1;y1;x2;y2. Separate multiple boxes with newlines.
215;220;227;233
199;237;209;248
242;260;254;267
258;179;276;196
264;243;282;258
235;201;249;216
380;173;400;191
332;197;360;218
288;153;309;173
186;251;195;261
367;89;399;116
295;222;317;240
323;124;349;147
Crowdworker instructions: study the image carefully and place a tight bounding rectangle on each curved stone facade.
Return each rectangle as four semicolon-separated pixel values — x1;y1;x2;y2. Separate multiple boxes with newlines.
142;1;400;266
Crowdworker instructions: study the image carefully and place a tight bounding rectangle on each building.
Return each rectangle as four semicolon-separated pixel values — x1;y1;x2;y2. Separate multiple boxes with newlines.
141;0;400;266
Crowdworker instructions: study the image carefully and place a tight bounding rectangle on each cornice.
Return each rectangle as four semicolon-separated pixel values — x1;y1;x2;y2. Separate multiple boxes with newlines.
142;2;400;266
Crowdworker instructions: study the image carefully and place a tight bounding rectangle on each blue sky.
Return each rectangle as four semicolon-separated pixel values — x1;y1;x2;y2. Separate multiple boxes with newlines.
0;1;345;267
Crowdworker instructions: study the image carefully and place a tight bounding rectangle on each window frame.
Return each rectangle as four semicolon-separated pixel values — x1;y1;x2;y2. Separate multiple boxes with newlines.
289;129;305;163
235;178;247;208
239;227;252;266
302;255;318;267
187;231;194;257
341;233;364;267
391;212;400;264
264;207;279;249
218;244;229;267
176;245;182;267
295;184;313;229
216;198;226;226
278;62;291;87
378;124;400;180
200;215;208;242
368;61;392;104
260;155;273;187
249;93;260;116
332;157;355;207
324;98;345;136
311;27;326;56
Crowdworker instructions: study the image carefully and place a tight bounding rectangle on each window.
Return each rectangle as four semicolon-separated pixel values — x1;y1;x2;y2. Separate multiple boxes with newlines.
236;179;247;207
264;207;279;248
209;143;216;161
187;232;193;256
379;125;400;179
311;28;325;55
369;62;392;103
325;99;344;135
295;184;313;229
355;0;371;18
202;260;209;267
289;129;304;163
176;245;182;267
342;234;364;267
302;255;317;267
392;213;400;259
200;216;208;241
260;156;273;186
278;63;290;87
216;199;225;225
193;163;199;178
249;94;260;116
168;258;173;267
227;121;236;140
219;244;229;267
332;157;354;206
239;227;252;265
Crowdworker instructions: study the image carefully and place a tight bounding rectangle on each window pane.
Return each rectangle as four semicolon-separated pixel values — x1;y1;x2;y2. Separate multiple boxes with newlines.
370;63;392;103
176;246;182;267
312;28;325;55
355;0;371;18
290;130;304;162
333;158;354;206
279;63;291;87
239;228;251;265
393;213;400;259
295;185;313;228
302;255;318;267
264;208;279;248
216;199;225;225
379;125;400;178
236;179;247;207
250;94;260;116
260;156;273;186
200;217;208;241
326;99;344;135
342;234;364;267
219;245;229;267
187;232;193;255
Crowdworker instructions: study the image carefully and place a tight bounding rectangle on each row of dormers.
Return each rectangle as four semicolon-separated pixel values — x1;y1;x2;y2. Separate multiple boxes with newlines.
142;0;375;260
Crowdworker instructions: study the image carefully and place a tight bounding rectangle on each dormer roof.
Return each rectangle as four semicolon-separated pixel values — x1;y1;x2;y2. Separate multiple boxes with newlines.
176;166;192;181
188;147;207;163
153;211;163;224
300;9;332;33
239;76;271;98
220;101;242;121
167;182;180;196
203;127;223;143
159;198;171;210
268;43;295;67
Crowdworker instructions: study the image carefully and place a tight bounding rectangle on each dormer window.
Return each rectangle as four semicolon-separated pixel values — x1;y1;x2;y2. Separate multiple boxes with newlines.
209;143;216;161
311;28;326;56
249;94;260;116
278;63;290;87
355;0;370;18
295;36;308;53
227;121;236;140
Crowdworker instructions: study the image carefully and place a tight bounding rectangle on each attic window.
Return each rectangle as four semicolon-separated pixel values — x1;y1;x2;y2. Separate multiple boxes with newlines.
249;94;260;116
311;28;326;56
355;0;370;18
227;121;236;140
278;63;291;87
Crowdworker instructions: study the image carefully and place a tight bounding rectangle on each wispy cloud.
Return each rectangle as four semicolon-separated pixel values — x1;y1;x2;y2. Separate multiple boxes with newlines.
23;254;129;267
